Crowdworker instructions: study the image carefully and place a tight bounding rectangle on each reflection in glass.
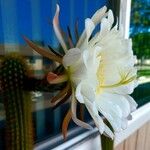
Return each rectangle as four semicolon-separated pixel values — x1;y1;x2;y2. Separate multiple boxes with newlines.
130;0;150;106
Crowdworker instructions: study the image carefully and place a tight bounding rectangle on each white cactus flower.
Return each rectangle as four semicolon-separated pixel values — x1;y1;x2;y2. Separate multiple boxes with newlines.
25;4;138;139
61;6;138;139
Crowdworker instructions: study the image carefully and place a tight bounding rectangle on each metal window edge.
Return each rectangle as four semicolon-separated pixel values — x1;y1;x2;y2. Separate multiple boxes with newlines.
34;102;150;150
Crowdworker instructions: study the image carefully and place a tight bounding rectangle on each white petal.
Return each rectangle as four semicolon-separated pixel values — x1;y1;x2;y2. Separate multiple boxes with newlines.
97;62;121;86
71;95;93;130
125;95;138;112
91;6;107;25
80;82;95;103
76;6;107;48
63;48;81;67
83;46;101;76
114;97;130;118
82;50;89;69
108;10;114;26
75;82;84;103
121;118;128;130
99;18;111;38
71;64;87;86
84;98;114;139
75;82;108;135
77;83;114;138
76;83;115;138
85;18;95;41
103;125;114;139
84;98;105;134
96;99;122;132
105;81;136;95
134;79;139;88
79;18;95;50
76;81;95;104
96;92;131;131
98;93;130;117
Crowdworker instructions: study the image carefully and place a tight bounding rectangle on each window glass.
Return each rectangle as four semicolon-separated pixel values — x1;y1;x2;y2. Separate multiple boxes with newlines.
130;0;150;106
0;0;107;149
0;0;149;149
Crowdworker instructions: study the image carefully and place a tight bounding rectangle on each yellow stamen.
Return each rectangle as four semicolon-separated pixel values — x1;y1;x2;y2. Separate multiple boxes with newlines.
99;75;136;88
96;70;136;94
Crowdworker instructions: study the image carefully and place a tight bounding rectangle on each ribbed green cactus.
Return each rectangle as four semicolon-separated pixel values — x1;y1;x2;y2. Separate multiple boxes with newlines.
0;53;33;150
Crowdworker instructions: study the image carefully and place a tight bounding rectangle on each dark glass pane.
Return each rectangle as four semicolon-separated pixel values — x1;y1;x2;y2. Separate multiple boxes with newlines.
130;0;150;106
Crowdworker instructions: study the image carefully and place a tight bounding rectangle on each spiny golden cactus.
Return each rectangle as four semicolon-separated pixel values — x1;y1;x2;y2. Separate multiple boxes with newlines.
0;53;33;150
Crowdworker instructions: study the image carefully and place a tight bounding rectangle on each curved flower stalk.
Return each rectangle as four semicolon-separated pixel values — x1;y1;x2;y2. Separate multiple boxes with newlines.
24;4;138;139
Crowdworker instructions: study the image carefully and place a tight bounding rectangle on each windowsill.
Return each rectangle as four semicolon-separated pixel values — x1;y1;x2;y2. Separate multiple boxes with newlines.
34;102;150;150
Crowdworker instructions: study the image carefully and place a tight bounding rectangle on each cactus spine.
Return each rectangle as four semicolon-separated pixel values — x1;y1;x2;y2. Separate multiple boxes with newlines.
0;53;33;150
